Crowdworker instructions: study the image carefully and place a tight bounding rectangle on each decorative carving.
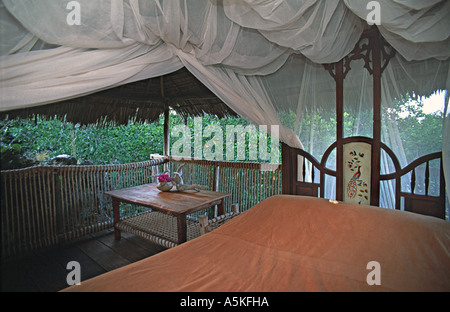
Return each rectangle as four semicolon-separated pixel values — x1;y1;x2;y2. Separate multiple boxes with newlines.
345;36;372;77
343;142;371;205
380;39;396;74
323;26;395;80
323;63;338;82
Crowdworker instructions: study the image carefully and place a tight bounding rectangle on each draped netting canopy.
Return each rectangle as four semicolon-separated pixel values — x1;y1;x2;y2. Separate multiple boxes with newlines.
1;0;449;198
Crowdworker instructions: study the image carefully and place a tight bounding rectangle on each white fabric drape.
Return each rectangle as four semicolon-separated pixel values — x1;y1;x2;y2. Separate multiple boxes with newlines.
344;0;450;61
0;0;449;207
175;46;303;150
0;43;182;109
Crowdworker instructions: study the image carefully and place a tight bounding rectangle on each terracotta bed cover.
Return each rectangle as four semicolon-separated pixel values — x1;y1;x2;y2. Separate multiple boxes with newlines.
63;195;450;292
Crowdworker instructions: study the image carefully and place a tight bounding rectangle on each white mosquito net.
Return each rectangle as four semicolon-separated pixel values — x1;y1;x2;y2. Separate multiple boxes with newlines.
1;0;449;207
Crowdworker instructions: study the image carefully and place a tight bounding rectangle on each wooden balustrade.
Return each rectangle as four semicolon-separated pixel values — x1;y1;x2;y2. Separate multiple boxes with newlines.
166;157;282;215
1;157;281;258
1;159;167;258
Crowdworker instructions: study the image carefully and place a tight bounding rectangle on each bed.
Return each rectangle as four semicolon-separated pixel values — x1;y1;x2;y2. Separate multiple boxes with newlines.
63;194;449;292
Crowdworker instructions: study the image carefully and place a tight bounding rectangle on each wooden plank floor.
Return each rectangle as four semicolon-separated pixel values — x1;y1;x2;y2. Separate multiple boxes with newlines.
1;229;167;292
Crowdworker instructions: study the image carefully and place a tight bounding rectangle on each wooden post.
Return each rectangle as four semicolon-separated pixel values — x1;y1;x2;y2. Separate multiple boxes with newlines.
335;59;344;202
323;59;344;201
371;29;382;207
212;165;220;217
281;142;293;194
199;215;209;236
113;198;121;240
217;199;225;216
176;214;187;244
163;105;170;157
161;75;170;157
161;75;170;172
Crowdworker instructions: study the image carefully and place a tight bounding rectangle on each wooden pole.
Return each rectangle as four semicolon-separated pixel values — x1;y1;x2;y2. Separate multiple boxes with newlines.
323;59;344;201
371;29;381;207
281;142;293;194
161;75;170;173
163;105;170;157
161;75;170;156
335;59;344;201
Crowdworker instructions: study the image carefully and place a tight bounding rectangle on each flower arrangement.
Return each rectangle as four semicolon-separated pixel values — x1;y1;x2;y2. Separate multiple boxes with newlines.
158;173;171;183
156;173;173;191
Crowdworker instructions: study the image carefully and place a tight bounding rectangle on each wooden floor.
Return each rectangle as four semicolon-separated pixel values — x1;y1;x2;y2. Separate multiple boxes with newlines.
1;229;167;292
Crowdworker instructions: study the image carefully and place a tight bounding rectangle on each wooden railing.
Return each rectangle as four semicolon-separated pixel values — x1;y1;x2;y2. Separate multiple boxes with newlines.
1;157;281;258
1;159;167;258
166;157;282;215
282;141;447;220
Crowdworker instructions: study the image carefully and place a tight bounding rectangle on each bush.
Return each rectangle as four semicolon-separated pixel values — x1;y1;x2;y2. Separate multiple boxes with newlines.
0;116;165;168
1;113;277;169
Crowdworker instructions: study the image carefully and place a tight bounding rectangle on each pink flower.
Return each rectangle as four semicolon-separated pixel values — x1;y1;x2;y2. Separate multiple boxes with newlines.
158;173;171;182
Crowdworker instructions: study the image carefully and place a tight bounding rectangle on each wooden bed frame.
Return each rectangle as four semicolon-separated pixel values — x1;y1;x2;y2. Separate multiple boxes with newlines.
281;140;446;219
281;26;447;220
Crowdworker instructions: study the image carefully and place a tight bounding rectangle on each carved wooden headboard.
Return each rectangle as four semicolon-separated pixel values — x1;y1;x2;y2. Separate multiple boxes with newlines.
281;140;446;219
281;26;447;220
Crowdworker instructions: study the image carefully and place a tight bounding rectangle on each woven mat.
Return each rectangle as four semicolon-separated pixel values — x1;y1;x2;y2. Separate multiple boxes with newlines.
115;211;201;248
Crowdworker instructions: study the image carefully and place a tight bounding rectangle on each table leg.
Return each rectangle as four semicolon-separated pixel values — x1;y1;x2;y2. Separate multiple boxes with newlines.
112;198;121;240
217;200;225;216
177;214;187;244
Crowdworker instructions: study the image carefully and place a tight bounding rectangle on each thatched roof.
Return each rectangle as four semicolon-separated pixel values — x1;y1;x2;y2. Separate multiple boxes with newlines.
1;67;237;125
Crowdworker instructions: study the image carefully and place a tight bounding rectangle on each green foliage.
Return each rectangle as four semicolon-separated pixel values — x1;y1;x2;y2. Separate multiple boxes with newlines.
281;107;372;160
1;116;165;168
280;92;443;163
1;113;280;169
169;114;279;163
68;119;165;165
0;92;443;170
387;93;443;162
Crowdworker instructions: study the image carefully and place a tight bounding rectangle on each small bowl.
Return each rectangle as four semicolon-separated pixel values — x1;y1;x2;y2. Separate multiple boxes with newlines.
156;182;173;192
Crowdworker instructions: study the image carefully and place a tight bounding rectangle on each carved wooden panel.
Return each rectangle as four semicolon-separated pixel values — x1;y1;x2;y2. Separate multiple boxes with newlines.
343;142;372;205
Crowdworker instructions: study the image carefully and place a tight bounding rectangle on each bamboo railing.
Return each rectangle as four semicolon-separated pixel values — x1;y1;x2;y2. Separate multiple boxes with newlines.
1;159;167;258
1;157;282;258
166;158;282;215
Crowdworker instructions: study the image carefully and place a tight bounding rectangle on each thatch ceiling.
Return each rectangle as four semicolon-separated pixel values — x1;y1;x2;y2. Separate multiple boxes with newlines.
1;67;237;125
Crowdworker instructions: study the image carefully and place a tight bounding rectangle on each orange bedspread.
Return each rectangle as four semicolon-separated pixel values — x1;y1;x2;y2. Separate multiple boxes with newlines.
63;195;450;292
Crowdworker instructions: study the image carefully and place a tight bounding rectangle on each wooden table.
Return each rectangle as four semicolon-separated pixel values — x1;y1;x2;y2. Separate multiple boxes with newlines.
105;184;230;247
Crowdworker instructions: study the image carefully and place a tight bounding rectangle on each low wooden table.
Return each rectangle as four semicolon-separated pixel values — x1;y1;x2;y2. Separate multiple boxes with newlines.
105;184;230;247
